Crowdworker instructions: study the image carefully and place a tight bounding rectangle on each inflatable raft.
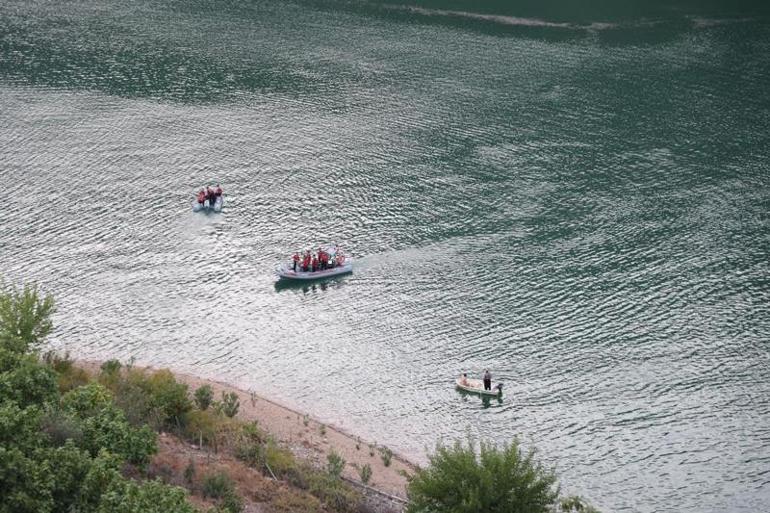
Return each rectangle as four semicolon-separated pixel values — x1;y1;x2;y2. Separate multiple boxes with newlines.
276;259;353;281
192;195;223;213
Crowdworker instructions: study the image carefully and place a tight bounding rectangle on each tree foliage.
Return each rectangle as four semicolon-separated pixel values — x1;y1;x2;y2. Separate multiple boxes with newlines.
0;283;55;353
407;439;559;513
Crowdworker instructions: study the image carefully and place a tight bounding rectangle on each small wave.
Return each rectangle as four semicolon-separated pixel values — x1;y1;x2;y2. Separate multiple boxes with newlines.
387;4;619;31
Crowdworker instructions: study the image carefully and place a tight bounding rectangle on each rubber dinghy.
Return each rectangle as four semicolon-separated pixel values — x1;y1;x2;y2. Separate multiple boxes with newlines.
455;378;503;397
276;261;353;281
192;195;223;213
276;247;352;281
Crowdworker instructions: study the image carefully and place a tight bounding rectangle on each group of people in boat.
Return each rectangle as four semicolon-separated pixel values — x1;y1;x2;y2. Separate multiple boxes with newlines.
196;185;223;205
292;247;345;273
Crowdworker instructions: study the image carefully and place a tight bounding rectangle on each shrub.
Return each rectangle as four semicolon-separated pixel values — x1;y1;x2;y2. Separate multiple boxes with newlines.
0;354;58;408
234;437;264;468
0;282;55;353
0;403;45;452
184;409;219;448
327;450;345;479
61;384;157;466
0;446;55;513
406;439;559;513
43;351;91;393
96;476;198;513
202;471;235;499
194;384;213;410
201;471;243;512
40;407;84;447
307;471;361;513
359;463;372;485
265;441;297;478
379;446;392;467
217;391;239;418
146;369;191;428
560;495;601;513
183;458;196;484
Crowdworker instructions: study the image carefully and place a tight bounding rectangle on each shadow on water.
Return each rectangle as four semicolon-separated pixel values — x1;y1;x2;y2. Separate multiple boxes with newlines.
456;387;504;409
273;275;350;294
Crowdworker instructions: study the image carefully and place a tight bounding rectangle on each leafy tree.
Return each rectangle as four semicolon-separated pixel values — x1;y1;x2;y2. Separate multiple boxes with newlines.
46;442;93;513
0;446;54;513
407;439;559;513
0;352;58;408
0;403;44;453
0;283;55;353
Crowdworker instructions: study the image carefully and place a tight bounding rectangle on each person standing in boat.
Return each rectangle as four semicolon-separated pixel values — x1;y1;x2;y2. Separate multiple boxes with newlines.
311;254;319;272
483;369;492;391
215;184;223;198
196;188;206;205
292;252;300;272
302;251;311;272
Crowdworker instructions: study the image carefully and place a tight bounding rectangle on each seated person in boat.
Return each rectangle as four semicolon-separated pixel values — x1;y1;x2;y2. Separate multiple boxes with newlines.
459;373;470;386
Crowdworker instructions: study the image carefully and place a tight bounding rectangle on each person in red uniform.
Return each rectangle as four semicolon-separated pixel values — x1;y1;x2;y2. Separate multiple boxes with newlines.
215;184;223;197
302;252;311;272
292;252;300;272
311;255;318;272
197;189;206;204
317;248;326;270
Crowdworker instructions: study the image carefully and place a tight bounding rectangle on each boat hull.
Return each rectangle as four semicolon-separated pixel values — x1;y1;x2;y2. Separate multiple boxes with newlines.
276;261;353;281
192;196;223;212
455;378;503;396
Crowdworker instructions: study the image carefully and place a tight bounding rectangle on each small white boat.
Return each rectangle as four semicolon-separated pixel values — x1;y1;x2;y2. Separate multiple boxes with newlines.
276;259;353;281
455;378;503;397
192;195;223;213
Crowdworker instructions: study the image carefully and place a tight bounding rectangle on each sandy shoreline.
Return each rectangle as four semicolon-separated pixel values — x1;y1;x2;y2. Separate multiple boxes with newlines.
76;359;417;500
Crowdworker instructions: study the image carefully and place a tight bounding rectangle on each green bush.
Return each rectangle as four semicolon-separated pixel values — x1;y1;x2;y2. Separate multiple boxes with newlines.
379;446;393;467
146;370;191;428
0;353;58;408
61;384;157;466
0;403;44;452
40;407;84;447
96;477;198;513
103;367;191;431
202;471;235;499
407;439;559;513
0;446;55;513
358;463;372;485
560;495;601;513
185;409;221;449
194;384;214;410
201;471;243;512
306;471;361;513
327;450;345;479
0;282;55;353
216;391;239;418
43;351;91;393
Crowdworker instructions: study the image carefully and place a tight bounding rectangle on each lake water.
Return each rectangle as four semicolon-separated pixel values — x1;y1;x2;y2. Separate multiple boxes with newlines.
1;0;769;511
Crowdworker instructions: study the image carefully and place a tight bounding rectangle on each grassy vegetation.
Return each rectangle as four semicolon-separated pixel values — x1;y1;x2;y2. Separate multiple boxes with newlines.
1;281;601;513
